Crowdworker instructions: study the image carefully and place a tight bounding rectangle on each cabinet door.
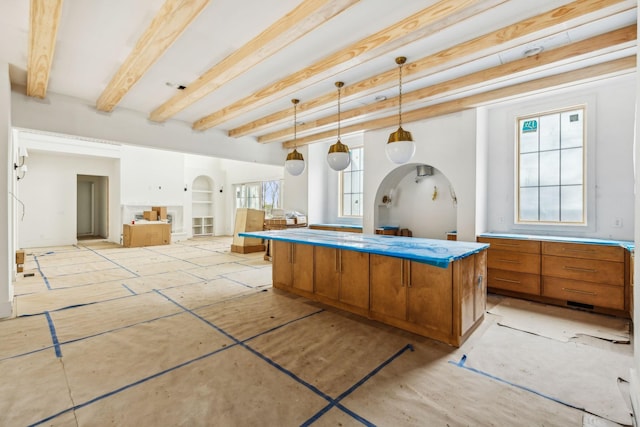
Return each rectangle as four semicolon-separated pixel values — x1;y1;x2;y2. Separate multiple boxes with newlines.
339;250;369;310
292;243;314;292
314;246;340;300
370;254;406;320
474;250;487;322
456;255;477;335
272;241;292;289
408;261;453;335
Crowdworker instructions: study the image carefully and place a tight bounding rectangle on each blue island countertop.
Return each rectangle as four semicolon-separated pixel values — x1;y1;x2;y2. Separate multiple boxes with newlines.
478;232;634;252
239;229;489;268
308;223;363;229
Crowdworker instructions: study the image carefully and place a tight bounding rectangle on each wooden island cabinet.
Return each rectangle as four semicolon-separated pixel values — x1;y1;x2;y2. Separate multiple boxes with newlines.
478;233;634;317
242;229;489;347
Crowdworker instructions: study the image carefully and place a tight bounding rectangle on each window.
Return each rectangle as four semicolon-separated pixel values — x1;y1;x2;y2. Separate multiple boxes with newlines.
340;146;364;217
517;107;585;224
234;180;283;215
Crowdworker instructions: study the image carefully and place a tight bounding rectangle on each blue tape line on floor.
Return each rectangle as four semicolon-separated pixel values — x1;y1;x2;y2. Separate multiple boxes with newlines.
220;275;253;289
33;255;52;290
154;290;337;402
28;344;239;427
142;247;202;266
81;245;140;277
44;312;62;358
302;343;415;426
122;284;137;295
449;354;582;411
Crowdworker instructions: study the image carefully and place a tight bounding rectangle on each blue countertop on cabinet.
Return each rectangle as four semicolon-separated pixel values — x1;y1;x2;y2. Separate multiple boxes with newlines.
478;232;634;252
308;223;363;229
239;229;489;268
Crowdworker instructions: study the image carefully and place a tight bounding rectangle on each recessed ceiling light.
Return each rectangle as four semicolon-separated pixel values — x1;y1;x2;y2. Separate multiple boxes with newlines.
374;95;387;102
523;46;544;57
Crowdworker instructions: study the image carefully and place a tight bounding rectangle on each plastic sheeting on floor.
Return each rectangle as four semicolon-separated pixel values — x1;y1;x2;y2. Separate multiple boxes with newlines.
0;237;631;426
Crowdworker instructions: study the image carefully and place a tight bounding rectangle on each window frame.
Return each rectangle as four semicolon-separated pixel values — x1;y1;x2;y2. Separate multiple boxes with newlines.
234;179;283;215
339;145;364;218
515;104;587;227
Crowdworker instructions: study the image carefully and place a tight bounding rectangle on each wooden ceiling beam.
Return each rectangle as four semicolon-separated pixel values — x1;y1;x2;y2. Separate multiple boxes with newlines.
282;55;636;148
149;0;360;123
193;0;509;131
27;0;63;99
96;0;210;112
233;0;631;139
260;25;636;143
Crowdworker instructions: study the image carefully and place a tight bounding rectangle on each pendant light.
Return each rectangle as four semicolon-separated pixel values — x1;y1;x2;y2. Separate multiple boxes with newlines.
285;99;305;176
327;81;350;171
385;56;416;164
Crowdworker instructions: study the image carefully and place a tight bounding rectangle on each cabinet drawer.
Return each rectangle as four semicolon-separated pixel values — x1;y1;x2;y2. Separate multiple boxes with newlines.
542;242;623;262
542;255;623;286
487;269;540;295
542;276;624;310
478;237;540;254
487;250;540;274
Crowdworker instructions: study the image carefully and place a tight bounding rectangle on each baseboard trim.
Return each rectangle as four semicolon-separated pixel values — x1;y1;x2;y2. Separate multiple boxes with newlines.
630;368;639;426
0;300;13;319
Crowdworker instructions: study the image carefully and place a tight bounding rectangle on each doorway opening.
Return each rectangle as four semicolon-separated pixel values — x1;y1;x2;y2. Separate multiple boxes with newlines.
77;175;109;240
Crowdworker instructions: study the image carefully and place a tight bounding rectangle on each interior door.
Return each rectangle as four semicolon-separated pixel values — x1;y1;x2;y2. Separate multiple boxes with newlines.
77;180;94;236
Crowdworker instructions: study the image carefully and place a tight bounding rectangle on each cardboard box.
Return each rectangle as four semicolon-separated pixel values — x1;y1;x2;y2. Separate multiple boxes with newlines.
152;206;167;220
123;223;171;248
16;250;25;265
143;210;158;221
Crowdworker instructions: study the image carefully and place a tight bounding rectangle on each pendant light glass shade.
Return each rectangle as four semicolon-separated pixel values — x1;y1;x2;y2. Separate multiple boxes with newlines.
285;99;305;176
385;56;415;164
327;81;351;171
285;148;305;176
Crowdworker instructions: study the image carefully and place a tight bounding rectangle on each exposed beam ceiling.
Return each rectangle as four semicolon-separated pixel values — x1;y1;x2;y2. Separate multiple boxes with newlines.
148;0;360;123
261;25;636;144
27;0;63;98
95;0;210;112
283;55;636;148
191;0;508;131
232;0;632;142
7;0;635;158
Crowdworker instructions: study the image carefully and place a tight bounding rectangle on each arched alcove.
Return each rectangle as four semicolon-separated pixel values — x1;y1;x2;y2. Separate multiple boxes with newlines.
192;175;214;236
374;163;457;239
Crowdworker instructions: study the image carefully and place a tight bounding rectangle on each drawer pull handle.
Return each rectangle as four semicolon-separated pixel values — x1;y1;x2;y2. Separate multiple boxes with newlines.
495;277;521;284
497;259;521;264
562;287;596;296
563;248;595;254
563;266;596;273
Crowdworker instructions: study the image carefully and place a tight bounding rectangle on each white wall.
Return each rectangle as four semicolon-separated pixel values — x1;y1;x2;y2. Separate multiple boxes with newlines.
485;75;635;240
364;109;479;241
0;62;13;317
10;86;284;166
17;151;120;248
282;145;310;216
306;133;364;225
378;166;458;239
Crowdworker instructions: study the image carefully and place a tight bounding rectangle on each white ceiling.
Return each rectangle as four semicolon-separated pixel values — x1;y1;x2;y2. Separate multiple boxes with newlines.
2;0;637;148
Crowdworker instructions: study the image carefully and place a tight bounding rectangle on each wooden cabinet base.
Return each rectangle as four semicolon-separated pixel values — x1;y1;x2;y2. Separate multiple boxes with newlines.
271;242;487;347
230;244;265;254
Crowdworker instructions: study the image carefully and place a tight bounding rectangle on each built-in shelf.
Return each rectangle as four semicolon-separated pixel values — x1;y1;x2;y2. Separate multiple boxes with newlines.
193;216;214;236
192;175;214;236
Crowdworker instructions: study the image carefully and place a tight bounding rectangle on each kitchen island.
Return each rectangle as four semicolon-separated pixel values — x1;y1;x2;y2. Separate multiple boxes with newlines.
239;229;489;346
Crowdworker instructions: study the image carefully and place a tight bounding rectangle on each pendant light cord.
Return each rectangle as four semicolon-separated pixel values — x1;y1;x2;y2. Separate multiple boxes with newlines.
292;99;299;148
398;60;403;128
337;85;341;139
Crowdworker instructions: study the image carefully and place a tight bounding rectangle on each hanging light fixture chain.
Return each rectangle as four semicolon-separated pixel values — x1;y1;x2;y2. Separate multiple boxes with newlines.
337;83;342;139
398;57;404;127
292;98;299;148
